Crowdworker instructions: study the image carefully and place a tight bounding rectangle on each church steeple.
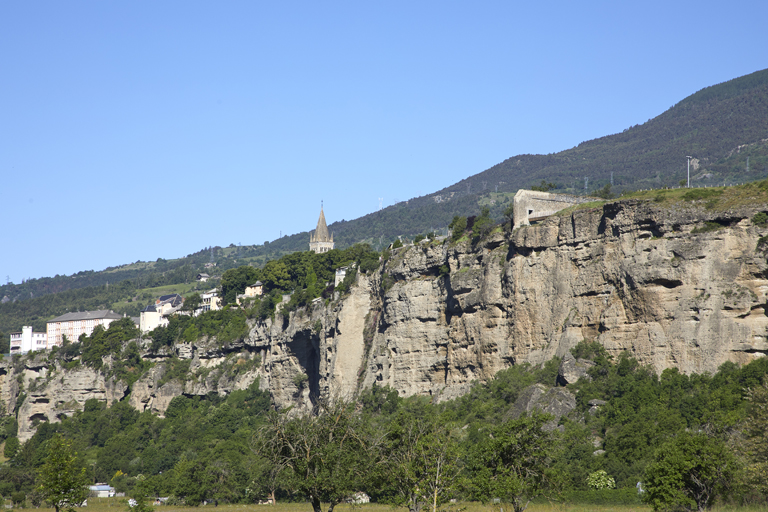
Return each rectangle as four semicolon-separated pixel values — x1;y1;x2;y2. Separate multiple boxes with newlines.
309;203;334;253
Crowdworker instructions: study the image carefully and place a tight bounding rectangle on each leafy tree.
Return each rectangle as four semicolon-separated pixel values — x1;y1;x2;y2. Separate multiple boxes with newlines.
36;435;89;512
469;412;559;512
383;411;461;512
220;266;260;305
735;379;768;496
643;432;739;512
182;293;202;315
4;436;20;459
531;180;556;192
472;207;494;240
448;216;467;242
254;400;378;512
595;184;614;199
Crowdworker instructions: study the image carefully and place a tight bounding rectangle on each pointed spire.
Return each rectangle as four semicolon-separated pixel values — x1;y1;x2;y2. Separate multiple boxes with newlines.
315;207;330;242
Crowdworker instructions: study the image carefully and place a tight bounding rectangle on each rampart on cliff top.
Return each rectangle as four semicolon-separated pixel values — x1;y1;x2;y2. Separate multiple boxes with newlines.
513;189;597;229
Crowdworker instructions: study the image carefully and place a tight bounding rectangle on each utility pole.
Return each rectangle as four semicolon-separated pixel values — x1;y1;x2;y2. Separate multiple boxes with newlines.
686;156;692;188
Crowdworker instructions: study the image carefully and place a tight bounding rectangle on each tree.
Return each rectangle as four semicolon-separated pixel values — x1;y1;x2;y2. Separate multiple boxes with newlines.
643;432;739;512
734;379;768;496
253;400;379;512
383;411;461;512
36;435;89;512
469;412;559;512
472;207;493;240
448;216;467;242
182;293;202;316
4;436;20;459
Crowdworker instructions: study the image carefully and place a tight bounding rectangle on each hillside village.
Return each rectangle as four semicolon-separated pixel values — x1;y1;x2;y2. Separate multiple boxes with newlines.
7;206;348;356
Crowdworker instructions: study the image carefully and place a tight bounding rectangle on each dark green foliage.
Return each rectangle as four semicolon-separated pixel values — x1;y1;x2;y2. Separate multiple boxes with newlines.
682;188;724;201
595;184;614;199
531;180;557;192
643;432;739;511
571;340;611;361
36;435;89;512
254;400;377;512
4;436;20;459
449;215;467;242
752;211;768;226
0;330;8;355
691;221;724;234
149;308;250;349
11;491;25;506
471;207;493;241
467;412;559;512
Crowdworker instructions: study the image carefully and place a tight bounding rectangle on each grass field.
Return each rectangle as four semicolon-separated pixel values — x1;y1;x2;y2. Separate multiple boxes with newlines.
5;497;767;512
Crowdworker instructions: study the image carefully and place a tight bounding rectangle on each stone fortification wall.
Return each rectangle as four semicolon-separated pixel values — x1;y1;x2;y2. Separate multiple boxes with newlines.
513;189;596;229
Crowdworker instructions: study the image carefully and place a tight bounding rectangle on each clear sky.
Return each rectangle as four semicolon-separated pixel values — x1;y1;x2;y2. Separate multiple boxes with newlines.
2;1;767;283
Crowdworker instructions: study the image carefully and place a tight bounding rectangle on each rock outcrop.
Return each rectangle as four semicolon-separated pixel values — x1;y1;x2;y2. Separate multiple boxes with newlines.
4;198;768;440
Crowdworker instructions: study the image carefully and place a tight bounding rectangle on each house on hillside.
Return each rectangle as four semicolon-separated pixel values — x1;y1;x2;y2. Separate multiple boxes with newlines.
196;273;210;282
9;326;47;355
236;281;263;305
47;310;123;348
198;289;221;314
140;294;184;332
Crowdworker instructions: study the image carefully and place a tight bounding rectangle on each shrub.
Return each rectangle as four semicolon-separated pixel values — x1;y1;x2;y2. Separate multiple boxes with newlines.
587;470;616;490
682;188;723;201
752;212;768;227
691;221;723;234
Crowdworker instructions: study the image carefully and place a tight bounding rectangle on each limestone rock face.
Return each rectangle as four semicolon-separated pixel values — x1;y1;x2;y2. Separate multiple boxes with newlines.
5;199;768;440
558;353;595;385
15;363;127;442
505;383;577;424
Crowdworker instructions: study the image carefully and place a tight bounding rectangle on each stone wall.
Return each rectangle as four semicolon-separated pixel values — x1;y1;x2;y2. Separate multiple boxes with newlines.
513;189;596;229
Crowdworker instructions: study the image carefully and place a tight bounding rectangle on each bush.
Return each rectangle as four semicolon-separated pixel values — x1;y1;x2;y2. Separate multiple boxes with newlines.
682;188;723;201
11;491;25;506
691;221;723;233
587;470;616;490
753;211;768;227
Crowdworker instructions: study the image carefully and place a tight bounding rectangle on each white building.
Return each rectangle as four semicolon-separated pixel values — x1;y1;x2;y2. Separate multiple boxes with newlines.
140;294;184;332
198;289;221;314
9;326;47;355
46;310;123;348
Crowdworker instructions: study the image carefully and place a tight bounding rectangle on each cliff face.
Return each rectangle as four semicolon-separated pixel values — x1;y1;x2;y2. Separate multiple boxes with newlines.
363;200;768;401
4;199;768;441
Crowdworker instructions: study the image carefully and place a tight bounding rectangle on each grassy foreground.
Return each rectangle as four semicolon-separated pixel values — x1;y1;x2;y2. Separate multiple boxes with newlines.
8;498;767;512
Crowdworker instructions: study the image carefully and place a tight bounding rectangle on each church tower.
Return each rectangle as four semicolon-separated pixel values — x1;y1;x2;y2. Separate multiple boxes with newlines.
309;206;334;253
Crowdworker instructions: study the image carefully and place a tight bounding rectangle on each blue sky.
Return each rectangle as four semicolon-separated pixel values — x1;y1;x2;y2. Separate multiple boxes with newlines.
2;1;767;283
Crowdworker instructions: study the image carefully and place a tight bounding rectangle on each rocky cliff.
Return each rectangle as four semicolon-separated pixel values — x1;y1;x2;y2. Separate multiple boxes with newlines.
4;198;768;441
